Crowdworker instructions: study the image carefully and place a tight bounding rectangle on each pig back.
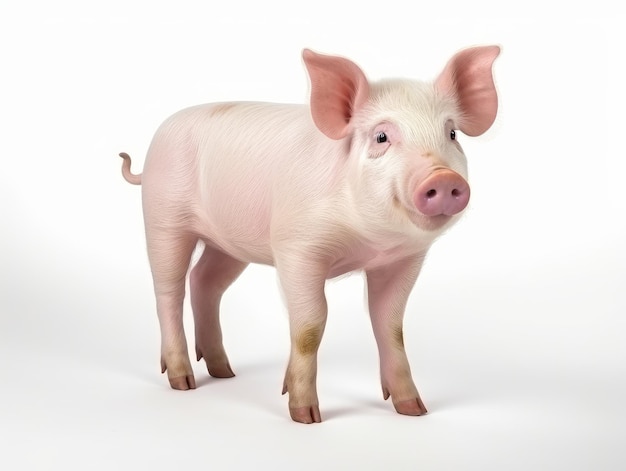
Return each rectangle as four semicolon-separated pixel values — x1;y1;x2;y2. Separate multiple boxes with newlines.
151;102;348;264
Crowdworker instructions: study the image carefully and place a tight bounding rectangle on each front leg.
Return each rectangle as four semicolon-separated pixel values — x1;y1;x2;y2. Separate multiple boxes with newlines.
366;254;428;416
276;252;329;424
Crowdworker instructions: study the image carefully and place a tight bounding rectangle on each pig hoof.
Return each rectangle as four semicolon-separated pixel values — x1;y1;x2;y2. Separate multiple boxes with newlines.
168;375;197;390
393;398;428;416
289;406;322;424
196;348;235;378
208;362;235;379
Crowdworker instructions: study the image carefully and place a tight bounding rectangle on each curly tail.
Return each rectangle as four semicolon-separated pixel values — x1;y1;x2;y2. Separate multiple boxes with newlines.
119;152;142;185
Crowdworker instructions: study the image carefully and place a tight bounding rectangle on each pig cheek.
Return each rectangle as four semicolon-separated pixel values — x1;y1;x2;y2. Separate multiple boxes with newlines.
378;153;411;210
396;159;432;215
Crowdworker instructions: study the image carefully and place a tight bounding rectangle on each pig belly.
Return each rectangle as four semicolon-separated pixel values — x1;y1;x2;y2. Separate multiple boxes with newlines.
195;218;274;266
191;169;274;265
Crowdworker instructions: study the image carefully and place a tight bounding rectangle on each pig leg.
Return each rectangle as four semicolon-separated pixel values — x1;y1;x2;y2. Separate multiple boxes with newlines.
277;256;328;424
190;245;248;378
147;231;197;390
366;255;428;416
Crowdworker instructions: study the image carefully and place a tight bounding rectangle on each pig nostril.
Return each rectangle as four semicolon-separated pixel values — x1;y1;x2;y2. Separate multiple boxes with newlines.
451;189;461;197
426;189;437;199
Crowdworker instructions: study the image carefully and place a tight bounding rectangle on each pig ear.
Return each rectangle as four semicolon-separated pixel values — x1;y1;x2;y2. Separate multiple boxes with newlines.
303;49;370;140
435;45;501;137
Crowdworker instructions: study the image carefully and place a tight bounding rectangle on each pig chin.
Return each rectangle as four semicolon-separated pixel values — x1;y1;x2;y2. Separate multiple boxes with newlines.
411;211;457;232
417;213;459;232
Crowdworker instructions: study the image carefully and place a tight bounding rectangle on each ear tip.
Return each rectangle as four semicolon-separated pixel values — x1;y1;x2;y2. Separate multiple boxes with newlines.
466;45;501;66
465;44;501;59
483;45;502;60
302;48;316;61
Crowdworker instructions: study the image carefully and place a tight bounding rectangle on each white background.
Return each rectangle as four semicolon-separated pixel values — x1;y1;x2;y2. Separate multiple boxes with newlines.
1;1;624;469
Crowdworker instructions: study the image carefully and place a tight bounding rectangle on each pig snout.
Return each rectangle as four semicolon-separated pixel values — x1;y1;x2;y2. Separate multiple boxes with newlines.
414;169;470;217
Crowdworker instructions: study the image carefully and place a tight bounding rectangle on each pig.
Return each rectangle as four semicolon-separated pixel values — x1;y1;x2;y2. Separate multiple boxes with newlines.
119;45;500;423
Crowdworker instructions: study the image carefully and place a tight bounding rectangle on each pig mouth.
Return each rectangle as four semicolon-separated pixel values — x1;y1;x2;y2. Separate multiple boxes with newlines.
414;213;453;231
420;214;455;231
393;195;453;232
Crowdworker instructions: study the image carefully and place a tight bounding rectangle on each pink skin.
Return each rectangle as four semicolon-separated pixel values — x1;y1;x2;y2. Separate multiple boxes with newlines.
119;46;500;423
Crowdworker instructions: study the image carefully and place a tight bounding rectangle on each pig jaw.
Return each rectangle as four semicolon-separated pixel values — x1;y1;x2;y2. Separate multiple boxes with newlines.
343;159;467;238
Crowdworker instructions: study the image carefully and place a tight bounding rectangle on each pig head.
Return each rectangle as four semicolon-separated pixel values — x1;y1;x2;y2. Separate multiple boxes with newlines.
119;45;500;423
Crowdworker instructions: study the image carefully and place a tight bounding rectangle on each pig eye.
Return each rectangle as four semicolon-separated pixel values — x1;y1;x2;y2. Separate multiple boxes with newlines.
450;129;456;140
370;123;395;158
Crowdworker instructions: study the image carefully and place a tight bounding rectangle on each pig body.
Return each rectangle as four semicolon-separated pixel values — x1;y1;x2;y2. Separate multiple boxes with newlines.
120;47;500;423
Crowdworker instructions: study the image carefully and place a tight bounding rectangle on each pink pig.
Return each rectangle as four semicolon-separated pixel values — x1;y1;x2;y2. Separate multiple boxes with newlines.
119;46;500;423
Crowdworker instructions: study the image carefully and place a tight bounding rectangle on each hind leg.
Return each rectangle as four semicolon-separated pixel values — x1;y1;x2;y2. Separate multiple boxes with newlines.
190;245;248;378
147;230;197;390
